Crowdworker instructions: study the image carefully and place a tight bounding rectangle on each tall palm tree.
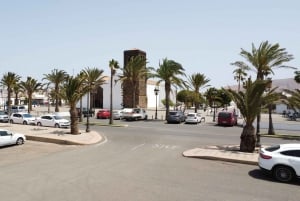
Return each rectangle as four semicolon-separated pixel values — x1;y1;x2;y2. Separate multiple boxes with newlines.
19;77;43;113
13;82;23;105
188;73;210;113
263;87;280;135
235;41;294;146
152;58;186;117
80;67;107;132
109;59;120;125
231;61;250;91
43;69;68;112
225;78;272;152
0;72;21;114
294;71;300;83
118;55;151;108
59;75;86;135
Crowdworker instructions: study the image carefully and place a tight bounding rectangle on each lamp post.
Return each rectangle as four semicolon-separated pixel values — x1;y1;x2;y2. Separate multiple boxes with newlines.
212;90;217;122
86;91;91;133
154;87;159;120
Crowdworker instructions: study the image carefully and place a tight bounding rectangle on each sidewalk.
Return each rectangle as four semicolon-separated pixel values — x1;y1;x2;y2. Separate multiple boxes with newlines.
1;123;103;145
183;145;259;165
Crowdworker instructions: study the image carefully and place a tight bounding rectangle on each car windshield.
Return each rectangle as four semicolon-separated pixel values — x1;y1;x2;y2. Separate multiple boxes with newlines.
187;114;196;117
23;114;33;118
169;112;179;115
265;145;280;152
0;111;6;115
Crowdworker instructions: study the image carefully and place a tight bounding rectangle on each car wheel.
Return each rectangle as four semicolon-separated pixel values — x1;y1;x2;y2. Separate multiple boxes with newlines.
273;165;295;182
54;123;60;128
16;138;24;145
10;119;14;124
23;121;28;125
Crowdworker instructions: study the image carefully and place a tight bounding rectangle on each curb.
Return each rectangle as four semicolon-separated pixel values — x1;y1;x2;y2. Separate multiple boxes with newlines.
26;135;86;145
183;153;258;165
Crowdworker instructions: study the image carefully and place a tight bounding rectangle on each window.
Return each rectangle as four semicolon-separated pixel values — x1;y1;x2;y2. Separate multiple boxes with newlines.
281;150;300;157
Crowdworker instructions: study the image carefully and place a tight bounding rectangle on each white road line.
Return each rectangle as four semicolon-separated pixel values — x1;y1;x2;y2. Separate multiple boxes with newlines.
131;143;145;151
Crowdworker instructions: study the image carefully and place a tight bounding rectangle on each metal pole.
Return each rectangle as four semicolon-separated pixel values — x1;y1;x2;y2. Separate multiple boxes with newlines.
86;92;90;132
155;93;158;120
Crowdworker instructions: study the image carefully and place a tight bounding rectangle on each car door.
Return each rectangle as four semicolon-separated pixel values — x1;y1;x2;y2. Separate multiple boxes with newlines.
282;150;300;176
0;130;12;146
43;116;53;127
15;114;23;124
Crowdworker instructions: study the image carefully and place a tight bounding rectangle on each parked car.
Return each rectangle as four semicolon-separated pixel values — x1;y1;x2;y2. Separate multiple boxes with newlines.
166;111;186;124
97;109;111;119
77;107;95;117
35;114;70;128
0;129;26;147
122;108;148;121
185;112;205;124
258;144;300;182
9;113;36;125
8;105;27;113
0;110;9;123
112;110;123;120
217;111;237;126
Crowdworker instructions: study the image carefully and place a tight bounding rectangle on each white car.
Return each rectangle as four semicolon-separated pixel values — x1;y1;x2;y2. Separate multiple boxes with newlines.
112;110;123;120
0;111;9;123
35;114;70;128
10;113;36;125
0;129;26;147
185;113;205;124
258;144;300;182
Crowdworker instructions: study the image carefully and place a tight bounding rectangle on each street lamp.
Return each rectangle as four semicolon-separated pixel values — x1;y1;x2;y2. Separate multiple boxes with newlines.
154;87;159;120
212;90;217;122
86;82;95;133
86;91;91;133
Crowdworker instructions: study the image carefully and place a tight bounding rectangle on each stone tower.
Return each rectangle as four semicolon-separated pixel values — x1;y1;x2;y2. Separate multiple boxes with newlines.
123;49;147;108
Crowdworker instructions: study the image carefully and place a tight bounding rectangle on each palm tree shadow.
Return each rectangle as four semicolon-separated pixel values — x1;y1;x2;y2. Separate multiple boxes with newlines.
248;169;300;186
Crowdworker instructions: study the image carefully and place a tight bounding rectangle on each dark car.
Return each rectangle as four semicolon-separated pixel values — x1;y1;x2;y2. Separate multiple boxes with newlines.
77;107;95;117
97;109;111;119
166;111;186;124
217;111;237;126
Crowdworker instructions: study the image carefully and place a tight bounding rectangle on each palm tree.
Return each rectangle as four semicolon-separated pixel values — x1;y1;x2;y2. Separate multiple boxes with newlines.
294;71;300;83
231;61;250;91
0;72;21;114
225;78;272;152
19;77;43;113
80;67;107;132
13;83;23;105
109;59;120;125
188;73;210;113
118;55;151;108
285;89;300;111
59;75;86;135
43;69;68;112
152;58;186;118
261;81;280;135
235;41;294;145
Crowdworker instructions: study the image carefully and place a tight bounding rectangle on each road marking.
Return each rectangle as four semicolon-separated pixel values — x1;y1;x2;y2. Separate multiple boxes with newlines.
131;143;145;151
152;144;179;150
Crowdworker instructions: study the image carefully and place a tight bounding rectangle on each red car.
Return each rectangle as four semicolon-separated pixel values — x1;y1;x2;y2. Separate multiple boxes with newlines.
217;111;237;126
96;109;111;119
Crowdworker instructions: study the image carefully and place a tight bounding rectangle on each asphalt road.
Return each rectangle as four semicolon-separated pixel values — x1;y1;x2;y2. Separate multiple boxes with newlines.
0;120;299;201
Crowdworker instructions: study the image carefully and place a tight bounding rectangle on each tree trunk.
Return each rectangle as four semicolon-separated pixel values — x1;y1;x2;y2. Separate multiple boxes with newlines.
240;125;256;152
268;104;275;135
70;105;80;135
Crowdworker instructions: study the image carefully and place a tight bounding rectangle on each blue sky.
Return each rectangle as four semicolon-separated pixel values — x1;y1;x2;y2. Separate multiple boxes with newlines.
0;0;299;88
